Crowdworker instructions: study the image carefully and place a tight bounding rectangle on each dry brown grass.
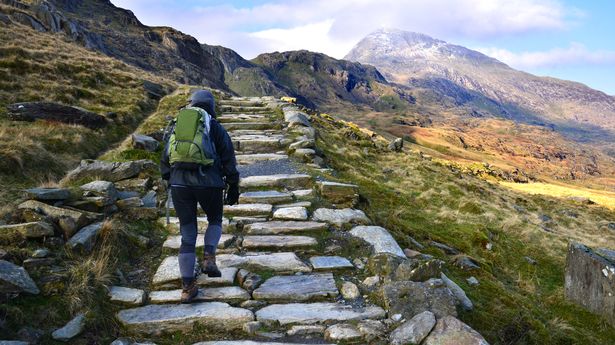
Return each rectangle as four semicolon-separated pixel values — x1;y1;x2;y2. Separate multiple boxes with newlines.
64;221;116;313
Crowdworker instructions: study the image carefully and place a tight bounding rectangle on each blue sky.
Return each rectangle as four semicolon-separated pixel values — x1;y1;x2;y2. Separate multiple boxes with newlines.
111;0;615;94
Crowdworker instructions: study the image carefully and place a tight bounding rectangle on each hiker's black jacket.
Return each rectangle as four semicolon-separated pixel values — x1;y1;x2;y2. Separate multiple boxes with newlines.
160;118;239;188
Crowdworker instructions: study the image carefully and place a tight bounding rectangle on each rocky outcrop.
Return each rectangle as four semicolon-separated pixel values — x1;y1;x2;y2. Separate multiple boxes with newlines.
63;159;156;183
565;242;615;326
6;102;108;129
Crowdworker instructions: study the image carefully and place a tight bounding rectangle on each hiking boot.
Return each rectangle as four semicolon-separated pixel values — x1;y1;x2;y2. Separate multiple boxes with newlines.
201;254;222;277
180;280;198;304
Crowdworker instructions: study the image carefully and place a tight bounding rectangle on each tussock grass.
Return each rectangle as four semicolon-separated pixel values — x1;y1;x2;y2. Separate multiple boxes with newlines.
310;111;615;344
0;22;175;206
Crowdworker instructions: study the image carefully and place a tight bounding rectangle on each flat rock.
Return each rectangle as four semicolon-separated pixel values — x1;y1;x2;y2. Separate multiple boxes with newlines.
217;252;311;273
236;154;289;165
0;260;39;295
64;159;155;183
239;191;293;205
108;286;145;306
224;204;272;217
24;188;71;200
163;234;235;250
275;201;311;209
349;226;405;258
241;236;317;250
52;313;86;341
18;200;89;228
149;286;250;304
292;189;314;200
245;221;327;235
253;273;338;302
441;273;473;311
80;180;118;201
317;181;359;207
324;323;362;342
193;340;332;345
67;222;104;254
197;267;238;286
223;122;277;131
0;222;54;239
159;217;234;233
310;256;354;270
153;256;237;286
240;174;312;190
312;208;370;228
256;302;386;325
287;325;326;336
273;207;308;221
116;302;254;335
0;341;30;345
423;316;490;345
389;311;436;345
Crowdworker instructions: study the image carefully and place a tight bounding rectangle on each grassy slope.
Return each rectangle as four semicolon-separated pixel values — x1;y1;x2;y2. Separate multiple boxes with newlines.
0;19;174;206
310;112;615;344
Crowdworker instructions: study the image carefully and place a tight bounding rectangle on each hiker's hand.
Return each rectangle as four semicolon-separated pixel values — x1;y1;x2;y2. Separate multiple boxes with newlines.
225;183;239;205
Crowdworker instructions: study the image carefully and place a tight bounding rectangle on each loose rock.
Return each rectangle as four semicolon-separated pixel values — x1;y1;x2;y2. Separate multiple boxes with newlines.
423;316;490;345
51;313;86;342
0;260;40;295
389;311;436;345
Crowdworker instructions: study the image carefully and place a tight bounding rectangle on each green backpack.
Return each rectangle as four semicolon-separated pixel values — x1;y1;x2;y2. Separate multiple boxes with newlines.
166;107;216;169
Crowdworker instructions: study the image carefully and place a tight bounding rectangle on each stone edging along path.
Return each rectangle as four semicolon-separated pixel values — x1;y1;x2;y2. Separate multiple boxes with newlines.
1;94;490;344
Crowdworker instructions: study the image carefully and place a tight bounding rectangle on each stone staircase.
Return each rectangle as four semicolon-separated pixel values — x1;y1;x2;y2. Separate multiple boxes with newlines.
114;96;396;343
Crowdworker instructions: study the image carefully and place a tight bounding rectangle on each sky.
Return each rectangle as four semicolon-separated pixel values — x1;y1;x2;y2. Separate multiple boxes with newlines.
110;0;615;95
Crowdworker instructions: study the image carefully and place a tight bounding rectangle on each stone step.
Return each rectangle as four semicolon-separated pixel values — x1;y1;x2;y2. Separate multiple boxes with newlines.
116;302;254;335
232;136;285;153
222;122;278;131
152;256;237;286
217;252;312;273
218;100;265;107
149;286;250;304
239;191;294;205
236;154;289;165
241;235;318;250
309;256;354;271
218;114;269;123
219;106;271;113
193;340;333;345
272;207;309;221
239;174;312;190
312;208;370;228
255;302;386;325
162;234;235;250
158;217;235;233
224;204;273;217
244;221;327;235
349;226;406;258
252;273;338;302
229;130;284;138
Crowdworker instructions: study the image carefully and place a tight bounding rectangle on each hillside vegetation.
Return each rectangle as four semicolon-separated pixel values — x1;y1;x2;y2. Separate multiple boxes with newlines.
0;19;174;206
308;111;615;344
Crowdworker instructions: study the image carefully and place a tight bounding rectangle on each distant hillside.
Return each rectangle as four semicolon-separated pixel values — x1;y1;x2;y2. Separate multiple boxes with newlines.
0;0;227;88
346;29;615;143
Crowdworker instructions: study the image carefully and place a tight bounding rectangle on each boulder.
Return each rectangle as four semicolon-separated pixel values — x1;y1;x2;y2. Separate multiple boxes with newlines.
388;138;404;152
389;310;436;345
51;313;86;342
423;316;489;345
283;110;311;127
80;180;118;203
66;222;104;254
131;134;159;152
0;222;54;239
317;181;359;207
441;273;473;311
340;281;360;300
324;323;362;342
565;242;615;326
64;159;156;183
381;279;458;319
0;260;40;295
6;102;107;129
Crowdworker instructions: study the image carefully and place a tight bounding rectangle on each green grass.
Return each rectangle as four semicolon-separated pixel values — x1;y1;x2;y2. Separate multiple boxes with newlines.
310;111;615;344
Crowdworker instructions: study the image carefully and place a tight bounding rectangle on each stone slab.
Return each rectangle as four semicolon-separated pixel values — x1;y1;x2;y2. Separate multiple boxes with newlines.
109;286;145;306
0;260;39;295
253;273;338;302
309;256;354;270
224;204;273;217
256;302;386;325
116;302;254;335
273;207;308;221
349;226;405;258
149;286;250;304
163;234;235;250
242;235;317;250
236;154;289;165
312;208;370;228
245;221;327;235
239;191;293;205
240;174;312;190
67;222;104;254
217;252;311;273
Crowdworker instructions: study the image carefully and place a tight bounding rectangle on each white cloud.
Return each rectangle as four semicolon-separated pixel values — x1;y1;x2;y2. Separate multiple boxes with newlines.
477;43;615;69
111;0;580;59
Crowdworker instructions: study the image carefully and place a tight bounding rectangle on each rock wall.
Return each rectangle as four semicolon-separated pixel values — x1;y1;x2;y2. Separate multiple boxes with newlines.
565;242;615;326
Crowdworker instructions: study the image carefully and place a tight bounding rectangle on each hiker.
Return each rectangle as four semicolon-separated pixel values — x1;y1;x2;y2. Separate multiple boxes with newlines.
160;90;240;303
